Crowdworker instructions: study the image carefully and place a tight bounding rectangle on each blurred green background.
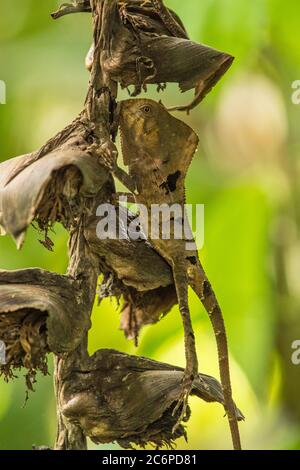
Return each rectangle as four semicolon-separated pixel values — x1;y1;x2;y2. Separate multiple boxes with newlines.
1;0;300;450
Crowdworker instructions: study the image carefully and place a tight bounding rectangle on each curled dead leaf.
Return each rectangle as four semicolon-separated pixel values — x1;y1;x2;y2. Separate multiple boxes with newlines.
0;269;91;386
61;349;244;448
85;1;233;112
84;206;177;340
0;129;109;248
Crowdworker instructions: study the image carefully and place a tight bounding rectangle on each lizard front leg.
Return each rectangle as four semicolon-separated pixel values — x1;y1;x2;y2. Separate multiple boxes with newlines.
113;166;137;195
88;140;137;195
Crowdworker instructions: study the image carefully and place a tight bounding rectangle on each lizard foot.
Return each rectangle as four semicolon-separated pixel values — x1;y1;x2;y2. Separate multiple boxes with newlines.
88;141;118;171
172;371;194;433
100;141;118;170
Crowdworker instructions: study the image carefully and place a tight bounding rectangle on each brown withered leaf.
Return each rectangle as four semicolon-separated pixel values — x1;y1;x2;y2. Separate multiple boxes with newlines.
54;0;187;34
119;285;176;342
84;0;233;112
0;131;109;248
84;206;177;340
0;309;49;389
61;349;244;449
51;0;91;19
142;36;234;112
0;269;91;386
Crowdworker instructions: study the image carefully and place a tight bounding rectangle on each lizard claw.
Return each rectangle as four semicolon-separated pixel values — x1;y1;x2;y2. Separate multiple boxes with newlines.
172;372;194;433
93;141;118;171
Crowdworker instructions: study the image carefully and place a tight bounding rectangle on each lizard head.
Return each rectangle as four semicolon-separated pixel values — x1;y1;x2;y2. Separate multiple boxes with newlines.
119;99;164;164
119;98;198;175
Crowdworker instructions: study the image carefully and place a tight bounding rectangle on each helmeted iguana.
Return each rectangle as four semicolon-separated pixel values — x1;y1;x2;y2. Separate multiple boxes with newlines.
112;98;242;450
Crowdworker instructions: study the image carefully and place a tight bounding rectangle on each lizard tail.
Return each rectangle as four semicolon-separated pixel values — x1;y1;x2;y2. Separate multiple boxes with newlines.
188;260;243;451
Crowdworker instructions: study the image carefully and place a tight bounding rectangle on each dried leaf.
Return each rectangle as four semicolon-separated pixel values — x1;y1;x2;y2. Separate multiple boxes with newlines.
0;269;91;385
61;349;244;448
84;207;177;339
86;2;233;111
0;133;109;247
119;285;176;341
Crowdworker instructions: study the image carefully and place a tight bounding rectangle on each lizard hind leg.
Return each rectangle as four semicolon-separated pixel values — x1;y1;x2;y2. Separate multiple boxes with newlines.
171;265;199;433
187;261;242;450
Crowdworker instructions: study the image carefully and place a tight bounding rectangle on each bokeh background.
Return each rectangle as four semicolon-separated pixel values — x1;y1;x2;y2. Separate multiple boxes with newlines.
1;0;300;450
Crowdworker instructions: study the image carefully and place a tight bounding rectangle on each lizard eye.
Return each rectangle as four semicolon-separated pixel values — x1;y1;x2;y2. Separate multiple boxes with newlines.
140;105;152;115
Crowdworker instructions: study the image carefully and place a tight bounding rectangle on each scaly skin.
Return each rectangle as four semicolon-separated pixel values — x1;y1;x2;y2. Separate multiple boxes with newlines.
115;98;242;450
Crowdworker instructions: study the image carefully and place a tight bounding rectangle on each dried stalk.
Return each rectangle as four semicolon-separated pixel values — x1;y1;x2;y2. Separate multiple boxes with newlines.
0;0;240;450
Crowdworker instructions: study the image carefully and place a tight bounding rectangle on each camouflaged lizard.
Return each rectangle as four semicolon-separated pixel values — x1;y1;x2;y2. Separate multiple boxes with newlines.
113;98;242;450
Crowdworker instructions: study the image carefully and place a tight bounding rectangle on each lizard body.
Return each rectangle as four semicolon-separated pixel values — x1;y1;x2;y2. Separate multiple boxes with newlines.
115;98;242;450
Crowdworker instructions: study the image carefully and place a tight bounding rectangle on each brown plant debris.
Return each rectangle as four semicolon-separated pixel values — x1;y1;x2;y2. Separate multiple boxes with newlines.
0;269;92;358
60;349;244;449
0;309;49;389
0;125;110;248
84;206;177;341
55;0;233;113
